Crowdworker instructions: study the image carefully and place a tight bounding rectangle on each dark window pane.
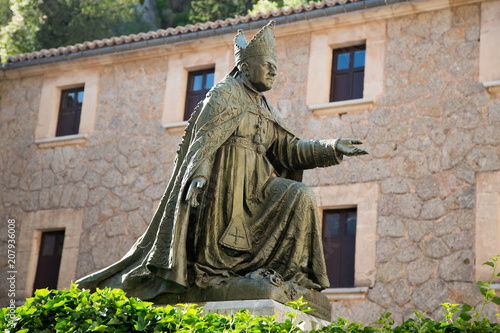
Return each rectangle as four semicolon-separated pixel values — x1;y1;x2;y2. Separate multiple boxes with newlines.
185;68;215;120
332;73;350;102
346;212;357;236
184;93;205;120
56;87;84;137
336;53;350;70
33;230;65;292
193;75;203;91
330;45;365;103
66;92;75;107
352;71;365;99
354;50;365;68
322;208;357;288
56;113;76;136
326;214;340;237
41;234;56;256
77;90;84;105
205;72;214;89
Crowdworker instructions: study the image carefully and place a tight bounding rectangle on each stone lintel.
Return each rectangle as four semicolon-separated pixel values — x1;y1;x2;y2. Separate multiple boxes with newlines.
483;80;500;95
162;121;188;134
322;287;369;301
310;98;375;117
35;133;88;148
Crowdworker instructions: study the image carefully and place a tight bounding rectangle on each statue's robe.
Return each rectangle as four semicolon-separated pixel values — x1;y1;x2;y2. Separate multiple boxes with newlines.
76;74;342;300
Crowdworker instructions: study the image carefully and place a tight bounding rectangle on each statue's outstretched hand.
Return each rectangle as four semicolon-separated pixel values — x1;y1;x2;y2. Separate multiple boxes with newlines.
336;139;369;156
185;177;206;207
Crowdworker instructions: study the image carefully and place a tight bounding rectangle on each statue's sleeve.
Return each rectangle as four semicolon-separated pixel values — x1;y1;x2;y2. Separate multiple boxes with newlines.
269;127;343;171
190;154;214;182
186;78;234;182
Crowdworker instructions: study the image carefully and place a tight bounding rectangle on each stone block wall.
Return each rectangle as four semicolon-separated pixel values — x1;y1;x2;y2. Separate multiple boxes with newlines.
0;59;176;306
1;1;499;324
281;4;498;323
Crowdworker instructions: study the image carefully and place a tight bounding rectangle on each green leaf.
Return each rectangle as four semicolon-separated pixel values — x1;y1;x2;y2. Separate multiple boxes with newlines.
35;288;51;297
459;312;472;321
53;299;67;307
92;324;107;332
492;296;500;305
461;304;473;312
483;261;494;268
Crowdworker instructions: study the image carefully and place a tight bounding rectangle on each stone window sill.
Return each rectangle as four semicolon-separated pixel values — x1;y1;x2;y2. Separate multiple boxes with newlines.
35;133;88;148
483;80;500;94
321;287;369;301
162;121;188;134
310;98;375;117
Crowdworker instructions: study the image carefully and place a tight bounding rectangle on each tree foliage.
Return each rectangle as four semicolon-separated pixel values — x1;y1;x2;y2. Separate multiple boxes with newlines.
0;0;152;60
154;0;192;29
189;0;256;23
0;0;42;60
0;0;12;27
249;0;318;15
36;0;152;49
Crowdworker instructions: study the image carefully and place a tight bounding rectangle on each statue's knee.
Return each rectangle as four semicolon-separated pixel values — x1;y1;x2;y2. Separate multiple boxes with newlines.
293;183;317;204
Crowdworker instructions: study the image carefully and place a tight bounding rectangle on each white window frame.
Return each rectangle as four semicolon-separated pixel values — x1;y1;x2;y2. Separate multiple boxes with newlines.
35;69;99;148
161;46;233;133
306;21;385;116
312;182;379;300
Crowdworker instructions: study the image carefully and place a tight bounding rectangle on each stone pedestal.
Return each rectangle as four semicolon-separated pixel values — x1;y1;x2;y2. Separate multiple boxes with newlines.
151;273;332;321
180;299;331;331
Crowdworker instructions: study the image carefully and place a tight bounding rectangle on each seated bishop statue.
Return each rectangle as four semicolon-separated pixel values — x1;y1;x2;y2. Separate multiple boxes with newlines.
76;20;368;319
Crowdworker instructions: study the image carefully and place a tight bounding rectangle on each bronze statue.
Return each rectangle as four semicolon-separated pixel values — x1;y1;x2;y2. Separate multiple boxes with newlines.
76;21;367;319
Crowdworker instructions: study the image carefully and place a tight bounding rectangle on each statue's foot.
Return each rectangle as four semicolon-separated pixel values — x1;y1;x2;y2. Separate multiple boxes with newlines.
297;278;322;290
292;273;322;290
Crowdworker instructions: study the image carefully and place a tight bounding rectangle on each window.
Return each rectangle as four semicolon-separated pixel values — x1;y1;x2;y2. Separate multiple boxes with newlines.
322;208;357;288
330;45;365;102
56;87;84;137
33;230;65;292
184;68;215;120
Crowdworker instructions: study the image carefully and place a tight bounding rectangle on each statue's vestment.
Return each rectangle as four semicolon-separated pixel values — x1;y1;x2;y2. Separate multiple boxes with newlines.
76;75;342;299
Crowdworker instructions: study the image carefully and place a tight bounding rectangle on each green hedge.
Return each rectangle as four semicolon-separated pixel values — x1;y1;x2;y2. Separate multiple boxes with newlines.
0;285;498;333
2;256;500;332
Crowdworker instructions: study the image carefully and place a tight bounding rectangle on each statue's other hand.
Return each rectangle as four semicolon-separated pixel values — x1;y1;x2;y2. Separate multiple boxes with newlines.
185;177;206;207
336;139;369;156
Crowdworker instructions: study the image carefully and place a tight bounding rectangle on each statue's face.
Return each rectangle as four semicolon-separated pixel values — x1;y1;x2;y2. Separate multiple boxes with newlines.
244;56;277;92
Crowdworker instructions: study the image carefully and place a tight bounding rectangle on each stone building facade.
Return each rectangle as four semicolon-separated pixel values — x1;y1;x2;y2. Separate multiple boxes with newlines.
1;0;499;324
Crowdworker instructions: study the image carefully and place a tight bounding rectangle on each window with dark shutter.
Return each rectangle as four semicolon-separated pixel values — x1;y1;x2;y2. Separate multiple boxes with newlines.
322;208;357;288
33;230;65;293
56;87;84;137
184;68;215;120
330;45;366;102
